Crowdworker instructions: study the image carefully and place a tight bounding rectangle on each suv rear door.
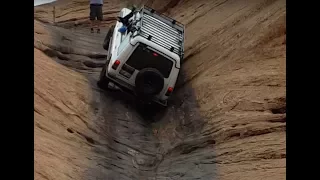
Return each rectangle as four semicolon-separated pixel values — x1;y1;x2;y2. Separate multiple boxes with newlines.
120;44;175;87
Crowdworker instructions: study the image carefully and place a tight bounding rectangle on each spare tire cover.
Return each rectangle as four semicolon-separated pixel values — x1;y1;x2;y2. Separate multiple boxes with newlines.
135;68;164;96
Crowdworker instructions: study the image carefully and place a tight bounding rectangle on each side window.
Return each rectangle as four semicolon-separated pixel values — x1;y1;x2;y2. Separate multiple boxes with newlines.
118;33;130;55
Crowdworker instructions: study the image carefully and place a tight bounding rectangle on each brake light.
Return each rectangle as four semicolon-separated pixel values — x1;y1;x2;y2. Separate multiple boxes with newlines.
153;52;158;57
112;60;121;70
165;87;174;96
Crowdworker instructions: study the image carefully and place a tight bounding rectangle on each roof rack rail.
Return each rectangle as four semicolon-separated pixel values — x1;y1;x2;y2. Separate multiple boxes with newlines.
135;6;185;59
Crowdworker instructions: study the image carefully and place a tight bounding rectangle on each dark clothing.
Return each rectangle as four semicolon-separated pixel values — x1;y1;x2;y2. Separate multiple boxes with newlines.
90;4;103;21
90;0;103;4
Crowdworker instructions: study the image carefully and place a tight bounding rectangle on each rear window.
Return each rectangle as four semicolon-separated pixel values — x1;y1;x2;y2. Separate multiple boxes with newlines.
125;45;173;78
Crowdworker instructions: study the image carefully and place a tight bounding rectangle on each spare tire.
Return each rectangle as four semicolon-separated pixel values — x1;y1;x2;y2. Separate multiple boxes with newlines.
135;68;164;97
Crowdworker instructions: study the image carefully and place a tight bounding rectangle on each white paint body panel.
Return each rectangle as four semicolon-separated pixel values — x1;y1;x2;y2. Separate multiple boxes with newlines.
104;8;183;104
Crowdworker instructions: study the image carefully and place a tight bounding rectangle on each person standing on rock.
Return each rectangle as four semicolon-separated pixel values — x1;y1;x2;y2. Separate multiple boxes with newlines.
89;0;103;33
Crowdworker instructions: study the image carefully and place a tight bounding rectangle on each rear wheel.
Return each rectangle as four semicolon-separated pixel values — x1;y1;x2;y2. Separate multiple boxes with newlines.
97;62;109;90
103;25;115;50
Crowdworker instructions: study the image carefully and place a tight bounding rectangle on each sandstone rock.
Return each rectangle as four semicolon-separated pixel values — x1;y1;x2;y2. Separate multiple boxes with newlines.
34;0;286;179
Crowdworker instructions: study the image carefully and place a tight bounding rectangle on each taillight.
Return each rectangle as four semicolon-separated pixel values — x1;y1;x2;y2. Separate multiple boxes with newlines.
165;87;174;96
112;60;121;70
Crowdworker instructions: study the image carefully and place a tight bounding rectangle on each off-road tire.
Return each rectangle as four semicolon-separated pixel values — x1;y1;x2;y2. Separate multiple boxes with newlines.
103;25;115;50
135;68;164;98
97;62;109;90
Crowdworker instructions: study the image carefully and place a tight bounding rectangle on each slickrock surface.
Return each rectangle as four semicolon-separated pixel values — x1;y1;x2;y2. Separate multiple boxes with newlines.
34;0;286;179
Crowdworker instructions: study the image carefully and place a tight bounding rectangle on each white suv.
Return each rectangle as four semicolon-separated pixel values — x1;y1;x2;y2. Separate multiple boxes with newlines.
97;6;185;107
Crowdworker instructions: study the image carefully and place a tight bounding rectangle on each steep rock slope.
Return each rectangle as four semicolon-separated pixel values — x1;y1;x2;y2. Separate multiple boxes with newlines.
34;0;286;179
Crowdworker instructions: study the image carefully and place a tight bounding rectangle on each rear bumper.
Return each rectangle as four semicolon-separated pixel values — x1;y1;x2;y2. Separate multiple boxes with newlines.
105;73;168;107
